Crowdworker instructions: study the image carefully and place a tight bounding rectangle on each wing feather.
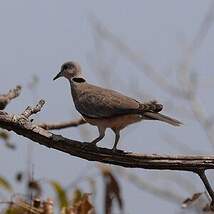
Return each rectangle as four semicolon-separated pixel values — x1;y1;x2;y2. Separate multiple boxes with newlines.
72;83;140;118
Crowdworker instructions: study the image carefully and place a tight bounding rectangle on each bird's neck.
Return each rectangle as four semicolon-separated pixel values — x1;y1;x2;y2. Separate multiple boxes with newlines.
69;79;78;102
69;77;86;86
69;77;86;99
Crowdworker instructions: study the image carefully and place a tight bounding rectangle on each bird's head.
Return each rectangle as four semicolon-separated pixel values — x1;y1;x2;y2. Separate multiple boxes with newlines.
53;61;85;82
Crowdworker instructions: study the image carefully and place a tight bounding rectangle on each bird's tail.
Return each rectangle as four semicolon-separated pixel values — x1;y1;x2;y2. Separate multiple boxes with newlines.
139;101;163;113
143;112;182;126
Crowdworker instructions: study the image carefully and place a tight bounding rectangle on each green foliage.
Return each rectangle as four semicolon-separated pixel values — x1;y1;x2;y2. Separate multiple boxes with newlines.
0;176;12;192
5;205;28;214
28;180;42;198
0;130;9;141
66;189;94;214
50;180;68;209
100;166;123;214
0;130;16;149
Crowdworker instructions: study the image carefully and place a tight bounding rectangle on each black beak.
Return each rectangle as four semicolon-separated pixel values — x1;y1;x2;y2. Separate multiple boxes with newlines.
53;72;61;81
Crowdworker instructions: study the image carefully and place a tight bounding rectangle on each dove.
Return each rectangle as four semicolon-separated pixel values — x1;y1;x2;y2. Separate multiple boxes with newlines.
53;61;182;151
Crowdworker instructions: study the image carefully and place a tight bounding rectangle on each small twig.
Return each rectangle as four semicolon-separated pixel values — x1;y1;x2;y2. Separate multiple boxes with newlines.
39;118;86;130
90;17;188;99
115;168;183;204
21;100;45;119
0;85;22;110
197;170;214;210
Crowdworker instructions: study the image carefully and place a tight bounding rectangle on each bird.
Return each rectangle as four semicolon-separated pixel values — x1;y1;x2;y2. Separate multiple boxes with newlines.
53;61;182;151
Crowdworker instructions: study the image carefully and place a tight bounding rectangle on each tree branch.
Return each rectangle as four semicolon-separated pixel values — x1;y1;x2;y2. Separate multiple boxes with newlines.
21;99;45;119
0;100;214;208
197;170;214;210
0;86;22;110
0;108;214;171
39;118;86;130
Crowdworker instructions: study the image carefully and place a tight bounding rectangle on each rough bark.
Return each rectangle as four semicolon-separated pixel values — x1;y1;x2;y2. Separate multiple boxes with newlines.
0;99;214;209
0;86;21;110
0;109;214;171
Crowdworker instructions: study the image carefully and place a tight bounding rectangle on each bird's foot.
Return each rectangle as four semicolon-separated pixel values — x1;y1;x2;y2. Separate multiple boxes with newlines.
112;147;127;154
112;147;117;153
81;141;98;150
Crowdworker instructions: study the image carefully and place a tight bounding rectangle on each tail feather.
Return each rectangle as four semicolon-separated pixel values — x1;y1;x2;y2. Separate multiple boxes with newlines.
143;112;182;126
139;101;163;113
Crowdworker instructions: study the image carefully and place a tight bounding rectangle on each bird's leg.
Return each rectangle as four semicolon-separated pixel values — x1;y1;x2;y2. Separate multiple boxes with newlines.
112;130;120;152
90;127;106;146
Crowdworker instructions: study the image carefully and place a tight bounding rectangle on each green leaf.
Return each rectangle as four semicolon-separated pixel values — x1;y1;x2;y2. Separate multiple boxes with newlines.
0;176;12;192
72;188;83;206
0;130;9;141
50;180;68;209
0;130;16;150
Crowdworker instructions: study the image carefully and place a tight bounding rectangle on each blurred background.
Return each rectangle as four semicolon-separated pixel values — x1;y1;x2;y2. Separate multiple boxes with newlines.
0;0;214;213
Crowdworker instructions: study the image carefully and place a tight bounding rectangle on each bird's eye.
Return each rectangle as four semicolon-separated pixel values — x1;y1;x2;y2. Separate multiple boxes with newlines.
63;64;75;70
63;65;68;70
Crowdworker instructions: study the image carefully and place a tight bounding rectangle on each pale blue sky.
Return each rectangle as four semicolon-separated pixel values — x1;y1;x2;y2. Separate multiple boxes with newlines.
0;1;214;213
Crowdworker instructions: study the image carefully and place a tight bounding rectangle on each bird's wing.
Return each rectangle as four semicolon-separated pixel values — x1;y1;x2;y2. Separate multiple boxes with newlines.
73;83;140;118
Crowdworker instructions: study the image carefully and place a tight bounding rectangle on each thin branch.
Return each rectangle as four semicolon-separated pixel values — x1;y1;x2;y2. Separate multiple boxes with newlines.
197;170;214;210
175;1;214;147
115;168;183;204
21;99;45;119
39;118;86;130
0;86;22;110
90;17;188;99
191;0;214;52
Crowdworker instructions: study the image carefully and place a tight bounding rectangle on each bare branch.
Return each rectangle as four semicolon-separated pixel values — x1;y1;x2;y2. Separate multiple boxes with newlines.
1;109;214;171
90;17;188;99
0;86;22;110
21;99;45;119
192;1;214;52
115;168;183;204
197;170;214;210
39;118;86;130
0;101;214;208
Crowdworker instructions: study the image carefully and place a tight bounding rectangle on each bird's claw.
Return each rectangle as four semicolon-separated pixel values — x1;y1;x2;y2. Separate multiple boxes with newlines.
81;142;98;150
112;147;127;154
